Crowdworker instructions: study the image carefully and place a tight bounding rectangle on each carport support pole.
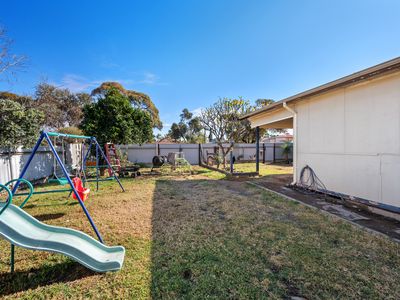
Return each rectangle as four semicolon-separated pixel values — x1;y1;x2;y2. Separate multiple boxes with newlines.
256;126;260;174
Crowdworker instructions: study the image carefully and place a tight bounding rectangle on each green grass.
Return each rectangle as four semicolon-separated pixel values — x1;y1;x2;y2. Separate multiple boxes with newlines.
0;168;399;299
233;162;293;176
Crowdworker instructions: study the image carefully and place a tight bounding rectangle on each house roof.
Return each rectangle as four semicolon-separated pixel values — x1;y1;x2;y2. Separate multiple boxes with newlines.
241;56;400;119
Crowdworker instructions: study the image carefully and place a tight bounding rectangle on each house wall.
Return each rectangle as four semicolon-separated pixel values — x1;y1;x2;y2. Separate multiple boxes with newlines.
294;71;400;208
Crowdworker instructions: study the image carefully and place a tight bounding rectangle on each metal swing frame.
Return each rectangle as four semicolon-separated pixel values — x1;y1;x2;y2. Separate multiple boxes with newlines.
49;135;70;185
11;131;125;243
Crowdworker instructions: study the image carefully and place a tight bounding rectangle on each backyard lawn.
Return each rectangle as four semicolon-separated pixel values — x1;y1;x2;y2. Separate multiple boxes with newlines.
0;167;399;299
233;162;293;176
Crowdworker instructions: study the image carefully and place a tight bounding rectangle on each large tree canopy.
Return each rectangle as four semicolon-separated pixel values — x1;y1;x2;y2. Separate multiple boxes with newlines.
80;88;152;145
0;99;44;149
91;82;162;130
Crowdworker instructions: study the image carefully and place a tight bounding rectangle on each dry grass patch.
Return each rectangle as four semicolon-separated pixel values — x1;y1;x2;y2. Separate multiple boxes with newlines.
0;169;399;299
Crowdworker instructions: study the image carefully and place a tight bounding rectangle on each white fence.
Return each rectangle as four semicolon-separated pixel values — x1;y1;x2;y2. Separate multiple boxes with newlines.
119;142;292;165
0;147;55;184
0;144;82;184
0;142;292;183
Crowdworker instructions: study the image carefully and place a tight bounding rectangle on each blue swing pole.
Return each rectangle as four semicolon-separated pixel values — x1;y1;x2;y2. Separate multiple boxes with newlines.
94;139;125;192
82;139;93;169
95;142;99;191
11;133;45;194
43;133;104;243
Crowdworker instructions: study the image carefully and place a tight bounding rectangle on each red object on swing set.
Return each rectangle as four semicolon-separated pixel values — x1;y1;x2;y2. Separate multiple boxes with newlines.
72;177;90;201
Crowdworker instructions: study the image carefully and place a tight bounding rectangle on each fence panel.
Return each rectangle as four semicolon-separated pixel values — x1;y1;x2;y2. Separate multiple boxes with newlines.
120;144;157;164
1;142;292;183
0;147;55;183
119;142;292;165
0;144;83;183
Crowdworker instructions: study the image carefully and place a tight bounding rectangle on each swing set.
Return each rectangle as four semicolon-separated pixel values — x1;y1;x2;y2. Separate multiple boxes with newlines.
48;135;73;186
11;131;125;243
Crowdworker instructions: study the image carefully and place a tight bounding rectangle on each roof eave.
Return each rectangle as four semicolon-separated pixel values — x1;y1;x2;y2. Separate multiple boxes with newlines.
240;56;400;120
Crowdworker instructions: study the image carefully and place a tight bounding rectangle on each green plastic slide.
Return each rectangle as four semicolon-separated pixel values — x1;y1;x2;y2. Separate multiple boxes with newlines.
0;203;125;272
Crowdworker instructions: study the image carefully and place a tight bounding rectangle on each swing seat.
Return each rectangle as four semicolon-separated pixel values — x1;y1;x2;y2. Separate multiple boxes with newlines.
49;177;69;185
72;177;90;201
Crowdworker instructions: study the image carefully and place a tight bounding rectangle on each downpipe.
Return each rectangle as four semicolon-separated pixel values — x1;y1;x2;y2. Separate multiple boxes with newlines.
283;102;297;185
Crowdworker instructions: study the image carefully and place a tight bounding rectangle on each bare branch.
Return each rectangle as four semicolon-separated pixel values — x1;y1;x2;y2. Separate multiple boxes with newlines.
0;27;27;82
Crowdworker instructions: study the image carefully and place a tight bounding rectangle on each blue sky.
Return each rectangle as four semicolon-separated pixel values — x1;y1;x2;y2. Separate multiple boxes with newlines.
1;0;400;134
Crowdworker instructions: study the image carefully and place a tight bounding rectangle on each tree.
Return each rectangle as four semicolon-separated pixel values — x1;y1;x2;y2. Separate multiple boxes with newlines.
234;99;276;143
1;83;92;129
168;108;204;143
0;99;44;148
34;83;92;129
199;97;251;168
239;120;264;143
255;98;275;109
80;88;152;145
0;91;34;107
168;122;186;141
0;27;26;81
91;82;162;129
281;141;293;164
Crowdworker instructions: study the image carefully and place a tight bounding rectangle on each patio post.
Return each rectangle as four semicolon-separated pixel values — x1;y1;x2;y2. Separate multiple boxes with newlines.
256;126;260;174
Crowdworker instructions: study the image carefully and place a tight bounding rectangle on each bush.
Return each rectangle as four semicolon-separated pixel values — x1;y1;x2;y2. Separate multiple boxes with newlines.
0;99;44;149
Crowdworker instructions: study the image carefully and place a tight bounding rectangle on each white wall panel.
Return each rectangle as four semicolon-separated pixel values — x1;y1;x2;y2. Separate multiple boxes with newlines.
380;155;400;207
295;72;400;208
308;90;345;154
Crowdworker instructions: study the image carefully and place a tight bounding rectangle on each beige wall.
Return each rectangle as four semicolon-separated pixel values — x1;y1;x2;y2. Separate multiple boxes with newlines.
294;72;400;207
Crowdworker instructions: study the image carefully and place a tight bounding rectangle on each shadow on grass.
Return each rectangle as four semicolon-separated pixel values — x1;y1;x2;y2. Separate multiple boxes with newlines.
23;201;70;209
149;175;400;299
34;212;65;222
0;260;95;296
149;178;280;298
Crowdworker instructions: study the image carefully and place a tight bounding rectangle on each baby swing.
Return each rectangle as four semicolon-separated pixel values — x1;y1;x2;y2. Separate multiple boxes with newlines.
49;136;72;185
72;142;90;201
49;136;90;200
